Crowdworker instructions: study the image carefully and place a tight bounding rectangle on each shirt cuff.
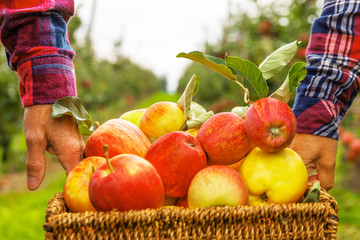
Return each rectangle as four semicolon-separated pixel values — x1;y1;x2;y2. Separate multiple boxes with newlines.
17;48;77;107
292;96;340;140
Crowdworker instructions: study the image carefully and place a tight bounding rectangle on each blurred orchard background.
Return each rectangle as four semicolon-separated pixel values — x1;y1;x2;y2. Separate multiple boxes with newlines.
0;0;359;239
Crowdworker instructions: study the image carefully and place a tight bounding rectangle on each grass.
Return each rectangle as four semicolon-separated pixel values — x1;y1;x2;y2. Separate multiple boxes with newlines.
328;149;360;240
0;169;66;240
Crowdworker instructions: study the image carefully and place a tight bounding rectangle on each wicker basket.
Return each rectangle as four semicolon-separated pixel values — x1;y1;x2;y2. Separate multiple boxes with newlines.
44;184;338;240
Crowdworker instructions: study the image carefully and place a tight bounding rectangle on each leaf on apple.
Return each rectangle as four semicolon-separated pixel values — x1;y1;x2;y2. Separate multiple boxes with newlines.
302;181;321;203
259;40;300;80
187;102;214;129
177;75;214;130
177;74;200;123
176;51;237;81
225;56;269;102
51;96;94;136
270;61;307;103
177;40;306;106
231;106;249;118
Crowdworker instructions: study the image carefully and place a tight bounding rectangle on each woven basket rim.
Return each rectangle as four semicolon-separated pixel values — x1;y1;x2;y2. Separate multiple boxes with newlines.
43;183;339;240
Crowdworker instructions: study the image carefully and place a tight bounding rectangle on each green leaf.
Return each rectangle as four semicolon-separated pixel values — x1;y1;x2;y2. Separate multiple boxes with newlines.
231;106;249;118
51;96;92;128
176;51;237;81
303;181;321;203
177;74;201;124
79;124;93;136
259;40;300;80
186;101;214;129
225;56;269;102
270;61;307;103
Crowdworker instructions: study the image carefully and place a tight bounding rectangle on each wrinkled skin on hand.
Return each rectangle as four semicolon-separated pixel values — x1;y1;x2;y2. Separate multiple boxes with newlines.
24;104;85;190
290;133;338;191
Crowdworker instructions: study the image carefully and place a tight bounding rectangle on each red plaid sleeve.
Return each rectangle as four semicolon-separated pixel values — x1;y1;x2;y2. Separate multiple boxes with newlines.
292;0;360;140
0;0;76;107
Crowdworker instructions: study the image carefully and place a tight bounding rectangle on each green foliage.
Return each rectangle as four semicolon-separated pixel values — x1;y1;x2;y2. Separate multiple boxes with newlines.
177;0;319;109
0;45;23;164
177;41;306;106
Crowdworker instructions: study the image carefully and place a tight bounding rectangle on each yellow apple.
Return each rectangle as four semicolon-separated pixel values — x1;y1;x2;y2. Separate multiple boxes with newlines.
239;147;308;206
119;108;147;128
140;101;185;140
64;156;106;212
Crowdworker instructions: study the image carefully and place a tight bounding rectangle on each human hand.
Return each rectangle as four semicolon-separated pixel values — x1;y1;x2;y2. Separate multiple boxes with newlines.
24;104;85;190
290;133;338;190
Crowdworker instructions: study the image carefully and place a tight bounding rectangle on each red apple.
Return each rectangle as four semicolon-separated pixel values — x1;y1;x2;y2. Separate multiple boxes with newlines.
89;153;164;211
244;97;296;152
85;119;151;158
63;156;106;212
196;112;253;165
176;195;189;208
145;131;207;198
187;165;248;209
140;101;185;141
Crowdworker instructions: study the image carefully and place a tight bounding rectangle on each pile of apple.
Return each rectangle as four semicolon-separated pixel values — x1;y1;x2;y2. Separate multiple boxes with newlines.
63;97;309;213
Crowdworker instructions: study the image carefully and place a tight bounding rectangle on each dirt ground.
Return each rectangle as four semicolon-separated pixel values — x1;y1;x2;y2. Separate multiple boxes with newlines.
0;159;64;194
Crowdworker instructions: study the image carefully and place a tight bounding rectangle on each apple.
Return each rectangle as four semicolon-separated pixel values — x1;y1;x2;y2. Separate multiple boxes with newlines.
186;128;199;137
63;156;106;212
119;108;147;128
176;195;189;208
239;147;308;206
85;119;151;158
140;101;185;141
187;165;248;209
226;157;245;172
145;131;207;198
196;112;253;165
89;152;164;211
244;97;296;152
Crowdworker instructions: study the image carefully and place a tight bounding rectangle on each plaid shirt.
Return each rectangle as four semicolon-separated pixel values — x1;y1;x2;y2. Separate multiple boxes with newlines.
293;0;360;140
0;0;76;107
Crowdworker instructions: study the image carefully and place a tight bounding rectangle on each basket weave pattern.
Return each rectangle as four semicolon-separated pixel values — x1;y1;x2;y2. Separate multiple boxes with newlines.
44;185;338;240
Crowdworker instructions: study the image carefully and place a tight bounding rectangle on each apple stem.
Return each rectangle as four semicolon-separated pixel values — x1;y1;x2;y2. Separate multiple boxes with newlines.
270;127;280;137
260;193;268;202
91;164;95;174
94;121;101;130
103;145;114;172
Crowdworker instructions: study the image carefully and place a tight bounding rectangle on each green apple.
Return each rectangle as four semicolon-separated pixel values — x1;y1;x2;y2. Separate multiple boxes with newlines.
119;108;147;128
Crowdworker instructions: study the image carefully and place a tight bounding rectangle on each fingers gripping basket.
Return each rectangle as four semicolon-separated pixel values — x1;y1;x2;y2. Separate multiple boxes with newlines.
44;184;338;240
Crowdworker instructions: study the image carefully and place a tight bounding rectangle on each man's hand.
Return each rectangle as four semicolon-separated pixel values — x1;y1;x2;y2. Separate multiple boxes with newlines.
24;104;85;190
290;133;338;190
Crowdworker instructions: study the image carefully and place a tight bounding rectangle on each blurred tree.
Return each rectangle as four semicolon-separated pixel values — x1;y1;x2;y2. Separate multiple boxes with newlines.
68;10;164;123
177;0;321;111
0;45;23;163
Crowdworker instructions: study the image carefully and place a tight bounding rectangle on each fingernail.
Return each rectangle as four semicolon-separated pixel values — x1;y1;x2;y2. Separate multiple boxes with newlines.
27;176;40;191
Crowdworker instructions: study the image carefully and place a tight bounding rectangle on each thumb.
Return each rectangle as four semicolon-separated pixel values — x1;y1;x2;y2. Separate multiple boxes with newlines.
25;136;47;191
55;143;84;175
